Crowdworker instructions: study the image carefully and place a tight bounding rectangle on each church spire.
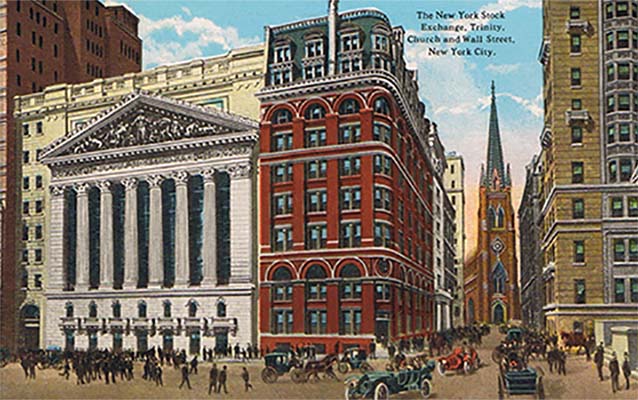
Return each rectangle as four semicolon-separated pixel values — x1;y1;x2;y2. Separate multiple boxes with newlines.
482;81;509;188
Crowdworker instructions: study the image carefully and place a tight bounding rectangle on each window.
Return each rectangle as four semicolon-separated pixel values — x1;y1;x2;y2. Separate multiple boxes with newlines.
373;123;392;144
618;1;630;16
571;162;584;183
305;264;327;300
374;186;392;211
35;200;43;213
271;131;293;151
572;199;584;219
618;94;630;111
629;239;638;261
273;227;292;252
339;264;362;299
631;279;638;302
305;128;326;147
609;161;618;181
272;309;293;334
340;309;362;335
303;64;324;79
571;34;581;53
112;302;122;318
272;163;293;183
375;283;391;300
306;224;327;249
23;151;30;164
35;225;42;240
568;125;582;144
271;109;292;125
16;22;21;36
340;32;360;52
340;221;361;247
188;302;197;317
306;310;327;334
88;302;98;318
305;104;326;120
374;221;393;247
570;6;580;19
611;197;624;217
373;155;392;175
615;279;626;303
340;187;361;210
618;31;629;48
571;99;582;110
374;97;391;115
163;302;172;318
305;160;327;179
306;190;327;212
305;39;323;58
571;68;581;86
23;201;30;215
216;302;226;317
23;177;30;191
339;124;360;143
607;32;615;50
608;96;616;113
339;99;360;115
492;262;507;293
574;280;586;304
22;250;29;263
608;125;616;144
573;240;585;263
23;225;29;241
339;156;361;176
619;124;631;141
614;239;626;262
65;303;74;318
618;64;630;80
273;193;293;215
620;159;633;181
607;64;615;81
629;197;638;217
274;45;292;63
35;175;43;189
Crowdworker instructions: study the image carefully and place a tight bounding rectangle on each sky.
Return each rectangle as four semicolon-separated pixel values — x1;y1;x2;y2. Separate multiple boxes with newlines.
107;0;543;256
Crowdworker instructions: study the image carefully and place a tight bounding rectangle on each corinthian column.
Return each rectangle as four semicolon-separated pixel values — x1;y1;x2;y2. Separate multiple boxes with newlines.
173;171;190;287
148;175;164;288
98;181;113;289
201;169;217;287
47;185;67;290
75;183;91;291
228;162;253;284
122;178;139;289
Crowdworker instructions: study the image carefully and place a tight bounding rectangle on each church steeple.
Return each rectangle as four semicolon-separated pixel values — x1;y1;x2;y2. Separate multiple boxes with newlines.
482;81;510;188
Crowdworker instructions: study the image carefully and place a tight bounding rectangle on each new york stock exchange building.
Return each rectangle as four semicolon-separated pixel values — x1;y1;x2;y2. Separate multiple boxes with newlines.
39;92;258;353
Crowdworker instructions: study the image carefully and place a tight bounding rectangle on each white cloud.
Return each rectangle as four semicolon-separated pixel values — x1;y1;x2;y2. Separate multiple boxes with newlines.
181;6;192;16
485;63;521;74
499;92;543;118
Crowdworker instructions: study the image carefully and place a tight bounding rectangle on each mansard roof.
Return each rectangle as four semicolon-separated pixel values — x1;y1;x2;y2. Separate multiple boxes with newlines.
40;91;258;163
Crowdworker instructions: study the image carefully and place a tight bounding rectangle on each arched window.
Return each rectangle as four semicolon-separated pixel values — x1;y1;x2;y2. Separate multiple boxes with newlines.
305;104;326;120
339;99;360;115
112;301;121;318
88;301;97;318
138;301;147;318
488;207;496;229
272;266;293;301
217;301;227;318
339;263;362;299
272;109;292;125
305;264;327;300
373;97;391;115
163;301;172;318
497;207;505;228
22;304;39;319
188;301;197;318
65;302;74;318
492;262;507;294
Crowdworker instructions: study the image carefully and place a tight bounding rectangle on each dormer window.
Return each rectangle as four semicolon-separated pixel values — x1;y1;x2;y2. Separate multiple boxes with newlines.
305;39;323;58
372;34;389;52
340;32;360;52
340;58;362;73
274;45;292;63
303;64;324;79
270;69;293;85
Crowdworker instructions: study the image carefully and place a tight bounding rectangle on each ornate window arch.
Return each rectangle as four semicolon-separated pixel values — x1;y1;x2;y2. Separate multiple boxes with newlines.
305;264;327;300
305;103;326;120
497;206;505;228
339;263;362;299
373;96;391;115
271;265;293;301
488;206;496;229
492;261;507;294
271;108;293;125
339;98;361;115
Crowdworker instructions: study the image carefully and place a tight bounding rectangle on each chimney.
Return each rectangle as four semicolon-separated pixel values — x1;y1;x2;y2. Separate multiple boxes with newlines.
328;0;339;75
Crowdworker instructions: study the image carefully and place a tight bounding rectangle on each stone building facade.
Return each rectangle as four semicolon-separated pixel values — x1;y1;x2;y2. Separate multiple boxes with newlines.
38;92;259;353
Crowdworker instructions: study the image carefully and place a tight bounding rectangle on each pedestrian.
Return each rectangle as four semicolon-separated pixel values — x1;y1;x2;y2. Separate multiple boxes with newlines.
217;365;228;394
558;350;566;375
179;364;192;389
609;351;620;393
594;343;605;381
369;341;376;359
622;352;631;390
208;364;218;395
60;360;70;380
190;355;198;375
241;367;253;392
155;363;163;386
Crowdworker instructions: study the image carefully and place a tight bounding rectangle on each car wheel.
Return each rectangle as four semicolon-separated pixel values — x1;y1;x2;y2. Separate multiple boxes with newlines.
345;377;359;400
420;378;432;399
374;382;390;400
437;360;446;376
338;362;349;374
261;367;278;384
463;360;472;374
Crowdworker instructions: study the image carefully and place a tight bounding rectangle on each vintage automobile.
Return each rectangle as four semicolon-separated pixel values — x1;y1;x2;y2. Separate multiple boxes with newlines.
344;360;435;400
291;353;339;383
436;347;480;375
338;348;374;374
497;353;545;399
261;352;303;383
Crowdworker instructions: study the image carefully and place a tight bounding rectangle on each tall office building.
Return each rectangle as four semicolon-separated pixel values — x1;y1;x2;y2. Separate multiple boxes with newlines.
533;0;637;335
257;0;438;352
1;0;142;350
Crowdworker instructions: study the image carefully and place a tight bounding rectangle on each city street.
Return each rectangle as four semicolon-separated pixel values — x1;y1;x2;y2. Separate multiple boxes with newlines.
1;330;636;399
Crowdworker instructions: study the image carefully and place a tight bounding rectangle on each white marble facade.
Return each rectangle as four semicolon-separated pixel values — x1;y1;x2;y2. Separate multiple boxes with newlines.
40;92;258;353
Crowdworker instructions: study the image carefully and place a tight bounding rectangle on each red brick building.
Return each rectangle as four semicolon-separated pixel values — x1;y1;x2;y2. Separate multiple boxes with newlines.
0;0;141;350
256;1;436;353
464;82;521;324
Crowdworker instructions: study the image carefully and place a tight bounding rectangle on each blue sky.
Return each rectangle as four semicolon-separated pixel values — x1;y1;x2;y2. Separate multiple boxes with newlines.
108;0;543;250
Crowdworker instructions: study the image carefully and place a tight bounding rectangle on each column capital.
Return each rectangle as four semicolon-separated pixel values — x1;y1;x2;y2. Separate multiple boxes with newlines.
49;185;66;197
147;175;165;188
97;180;112;192
202;168;217;183
74;182;91;196
172;170;190;185
122;177;138;191
226;162;252;179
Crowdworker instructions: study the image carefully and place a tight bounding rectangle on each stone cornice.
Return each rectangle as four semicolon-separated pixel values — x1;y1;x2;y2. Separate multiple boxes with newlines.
539;183;638;218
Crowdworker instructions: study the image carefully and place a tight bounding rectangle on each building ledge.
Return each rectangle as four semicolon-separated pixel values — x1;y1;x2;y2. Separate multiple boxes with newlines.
565;20;593;35
565;109;590;125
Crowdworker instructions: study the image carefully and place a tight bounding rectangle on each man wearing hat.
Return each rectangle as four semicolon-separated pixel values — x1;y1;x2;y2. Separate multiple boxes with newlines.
594;341;605;381
622;352;632;390
609;351;620;393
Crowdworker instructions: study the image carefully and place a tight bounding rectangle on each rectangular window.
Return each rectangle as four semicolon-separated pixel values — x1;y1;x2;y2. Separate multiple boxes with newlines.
340;187;361;210
34;274;42;289
272;309;293;334
306;282;327;301
570;6;581;19
340;221;361;248
340;309;361;335
573;240;585;263
618;1;630;16
305;40;324;58
608;126;616;143
272;163;293;183
341;33;360;52
374;221;392;247
572;198;584;219
305;160;327;179
571;126;582;144
620;159;633;181
615;279;626;303
571;68;581;86
35;200;43;213
614;239;626;262
22;224;29;241
274;46;292;63
339;124;360;144
374;186;393;211
628;197;638;217
23;151;30;164
571;99;582;110
607;64;615;81
373;155;392;175
618;63;630;80
23;177;30;190
305;128;326;148
608;96;615;112
23;201;30;215
273;284;292;301
607;32;615;50
273;193;293;216
373;123;392;144
272;226;292;252
571;162;584;183
339;157;361;176
340;281;362;300
571;34;581;53
618;94;630;111
35;175;43;189
34;249;42;263
35;225;43;240
618;31;629;48
574;280;586;304
629;278;638;303
629;238;638;261
306;224;327;249
619;124;631;141
271;132;293;151
306;190;327;212
611;197;624;217
375;283;392;300
306;310;327;334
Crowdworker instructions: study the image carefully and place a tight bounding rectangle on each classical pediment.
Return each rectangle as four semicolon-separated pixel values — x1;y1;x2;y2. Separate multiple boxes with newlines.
41;92;258;160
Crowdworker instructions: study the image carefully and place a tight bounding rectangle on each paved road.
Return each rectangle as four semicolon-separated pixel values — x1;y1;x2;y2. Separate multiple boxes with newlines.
1;330;636;399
